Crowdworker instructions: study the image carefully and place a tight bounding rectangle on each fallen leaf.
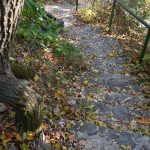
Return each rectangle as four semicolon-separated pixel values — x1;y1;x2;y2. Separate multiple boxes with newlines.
26;131;34;141
82;80;88;87
39;123;49;130
15;133;22;141
54;88;65;99
74;111;79;117
121;144;127;150
95;120;107;127
54;143;61;149
135;114;142;119
138;117;148;125
87;93;94;100
62;146;67;150
47;82;52;89
50;138;57;143
34;75;40;81
120;144;131;150
55;132;60;140
79;120;84;127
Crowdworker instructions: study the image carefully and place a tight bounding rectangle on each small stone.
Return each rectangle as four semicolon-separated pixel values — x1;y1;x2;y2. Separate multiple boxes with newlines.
0;103;7;112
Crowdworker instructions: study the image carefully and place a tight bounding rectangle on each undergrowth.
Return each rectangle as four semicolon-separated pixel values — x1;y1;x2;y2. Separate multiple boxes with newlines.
17;0;81;57
10;0;86;79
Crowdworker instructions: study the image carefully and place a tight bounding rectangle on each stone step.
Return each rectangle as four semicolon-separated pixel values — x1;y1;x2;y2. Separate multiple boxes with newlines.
71;121;150;150
94;73;141;92
92;57;131;73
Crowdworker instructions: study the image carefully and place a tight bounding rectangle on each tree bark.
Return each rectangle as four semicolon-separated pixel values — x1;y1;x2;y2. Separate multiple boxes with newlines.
0;0;42;131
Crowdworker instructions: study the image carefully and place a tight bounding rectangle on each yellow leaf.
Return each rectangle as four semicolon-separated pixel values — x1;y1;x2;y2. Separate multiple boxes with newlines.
0;135;9;146
50;138;57;143
87;93;94;100
120;144;131;150
82;80;88;87
39;123;49;130
75;111;80;117
0;135;7;141
79;120;84;127
54;143;61;149
130;125;138;131
26;132;34;141
120;144;127;150
135;114;142;119
47;82;51;89
95;121;107;127
34;75;40;81
107;50;118;57
15;133;22;141
62;146;67;150
125;73;130;76
91;115;97;119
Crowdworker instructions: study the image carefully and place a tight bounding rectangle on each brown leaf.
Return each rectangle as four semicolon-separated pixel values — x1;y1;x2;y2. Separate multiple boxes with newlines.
55;132;60;140
54;88;65;99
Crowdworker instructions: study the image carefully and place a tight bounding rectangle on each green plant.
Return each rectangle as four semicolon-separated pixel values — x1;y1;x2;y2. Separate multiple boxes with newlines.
17;0;81;57
134;64;144;72
143;54;150;65
17;0;57;43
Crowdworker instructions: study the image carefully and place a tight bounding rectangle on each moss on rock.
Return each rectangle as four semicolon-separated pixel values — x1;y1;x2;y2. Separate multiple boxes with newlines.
10;61;35;79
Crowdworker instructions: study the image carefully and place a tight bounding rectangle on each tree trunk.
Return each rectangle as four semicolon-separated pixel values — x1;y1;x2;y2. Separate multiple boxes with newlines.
0;0;42;131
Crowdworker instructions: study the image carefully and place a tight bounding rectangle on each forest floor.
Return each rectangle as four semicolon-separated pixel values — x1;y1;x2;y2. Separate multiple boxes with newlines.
0;1;150;150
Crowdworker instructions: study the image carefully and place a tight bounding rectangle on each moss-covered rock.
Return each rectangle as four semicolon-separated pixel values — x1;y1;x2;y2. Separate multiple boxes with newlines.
10;61;35;79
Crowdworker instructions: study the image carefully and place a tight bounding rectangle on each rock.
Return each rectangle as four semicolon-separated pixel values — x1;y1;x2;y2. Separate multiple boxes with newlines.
83;135;120;150
46;11;64;27
76;122;99;138
114;132;136;148
133;136;150;150
112;106;131;121
0;103;7;112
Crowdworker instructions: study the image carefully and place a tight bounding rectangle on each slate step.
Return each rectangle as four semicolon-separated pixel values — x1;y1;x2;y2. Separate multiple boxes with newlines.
71;121;150;150
94;73;142;92
92;57;131;73
75;92;150;124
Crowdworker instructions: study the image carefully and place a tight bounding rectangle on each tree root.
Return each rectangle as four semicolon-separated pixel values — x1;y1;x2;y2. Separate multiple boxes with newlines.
0;72;43;131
